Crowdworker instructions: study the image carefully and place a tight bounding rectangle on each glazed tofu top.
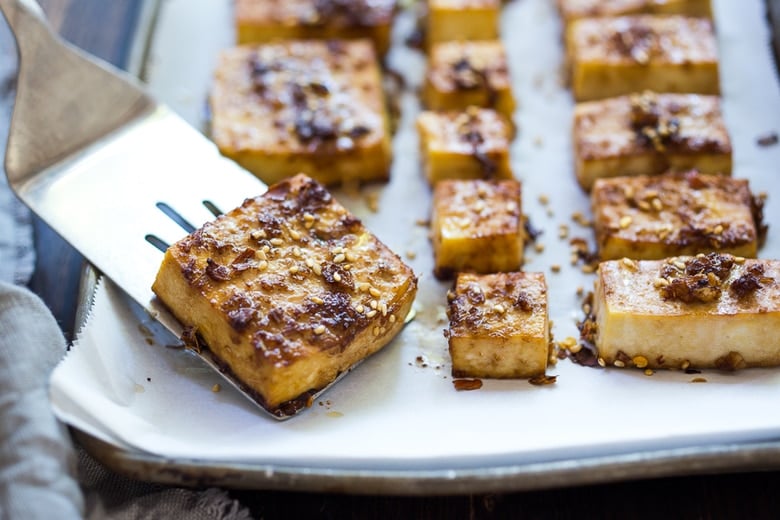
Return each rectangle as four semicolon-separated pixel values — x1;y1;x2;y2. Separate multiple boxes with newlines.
558;0;706;20
598;254;780;317
568;15;718;65
165;174;416;366
211;40;386;155
448;272;548;338
235;0;396;27
427;41;512;94
592;172;762;250
433;179;522;239
574;92;731;160
417;108;511;155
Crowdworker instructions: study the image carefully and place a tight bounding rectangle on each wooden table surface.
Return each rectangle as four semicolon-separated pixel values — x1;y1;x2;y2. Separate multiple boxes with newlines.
4;0;780;517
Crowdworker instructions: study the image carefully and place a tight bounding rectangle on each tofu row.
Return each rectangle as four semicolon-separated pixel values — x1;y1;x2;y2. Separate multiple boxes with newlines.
560;2;780;372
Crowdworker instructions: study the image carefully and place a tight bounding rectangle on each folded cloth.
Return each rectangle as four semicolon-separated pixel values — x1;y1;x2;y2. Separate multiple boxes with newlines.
0;281;83;519
0;282;252;520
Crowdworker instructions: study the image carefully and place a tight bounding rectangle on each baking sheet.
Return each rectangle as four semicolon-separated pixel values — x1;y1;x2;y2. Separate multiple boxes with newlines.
50;0;780;472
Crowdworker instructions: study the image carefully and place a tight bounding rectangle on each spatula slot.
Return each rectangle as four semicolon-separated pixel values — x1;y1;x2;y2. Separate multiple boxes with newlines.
144;234;169;253
202;200;223;218
155;202;196;233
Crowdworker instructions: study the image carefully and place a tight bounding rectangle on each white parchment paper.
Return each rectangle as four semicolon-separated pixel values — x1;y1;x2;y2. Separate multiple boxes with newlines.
51;0;780;469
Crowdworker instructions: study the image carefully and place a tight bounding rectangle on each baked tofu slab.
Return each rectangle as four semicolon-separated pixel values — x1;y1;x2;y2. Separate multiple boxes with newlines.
424;40;516;119
235;0;396;56
574;92;732;190
417;107;513;184
592;172;764;261
447;272;550;379
210;40;391;187
431;179;524;279
583;254;780;371
566;15;719;102
152;174;417;416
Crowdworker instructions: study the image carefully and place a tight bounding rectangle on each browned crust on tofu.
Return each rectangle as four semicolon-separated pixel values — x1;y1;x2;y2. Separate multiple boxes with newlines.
235;0;397;54
575;92;731;162
591;171;764;260
210;40;390;186
569;15;717;66
152;174;417;415
447;272;549;378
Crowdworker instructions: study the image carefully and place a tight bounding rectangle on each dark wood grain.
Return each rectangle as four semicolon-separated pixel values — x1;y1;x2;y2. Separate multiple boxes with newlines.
10;0;780;517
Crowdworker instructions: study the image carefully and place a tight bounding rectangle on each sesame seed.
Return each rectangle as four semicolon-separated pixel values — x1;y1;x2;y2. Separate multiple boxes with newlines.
535;243;545;253
212;384;221;393
366;310;378;318
360;283;370;293
681;360;691;370
303;212;315;222
691;377;707;383
370;300;378;309
633;355;648;368
644;368;654;376
673;260;686;270
314;325;326;335
373;327;380;336
493;304;506;314
380;302;388;316
621;257;637;270
597;357;606;367
289;265;299;274
619;216;632;229
305;258;314;268
576;286;584;296
333;253;346;263
651;198;663;211
311;296;324;305
538;194;549;205
558;225;569;239
551;264;561;273
568;342;582;354
713;224;724;234
270;238;284;246
638;200;651;211
406;250;417;260
570;254;579;266
623;186;634;199
333;246;344;255
614;360;625;368
581;264;596;274
257;249;267;261
345;251;356;262
258;260;268;271
313;263;322;276
369;287;381;298
733;256;746;264
290;229;301;240
389;314;397;323
333;272;342;282
654;277;669;288
292;246;301;257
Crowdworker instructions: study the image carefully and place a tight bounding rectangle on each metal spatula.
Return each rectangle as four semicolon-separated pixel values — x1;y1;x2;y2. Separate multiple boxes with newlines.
0;0;330;418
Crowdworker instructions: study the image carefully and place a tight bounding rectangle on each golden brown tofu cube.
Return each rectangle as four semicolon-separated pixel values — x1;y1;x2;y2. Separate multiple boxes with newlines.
573;92;732;190
558;0;712;24
235;0;397;56
152;174;418;416
591;171;765;261
210;40;391;187
423;40;516;119
582;253;780;371
417;107;513;184
427;0;500;44
431;179;523;279
566;16;719;102
448;272;550;379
